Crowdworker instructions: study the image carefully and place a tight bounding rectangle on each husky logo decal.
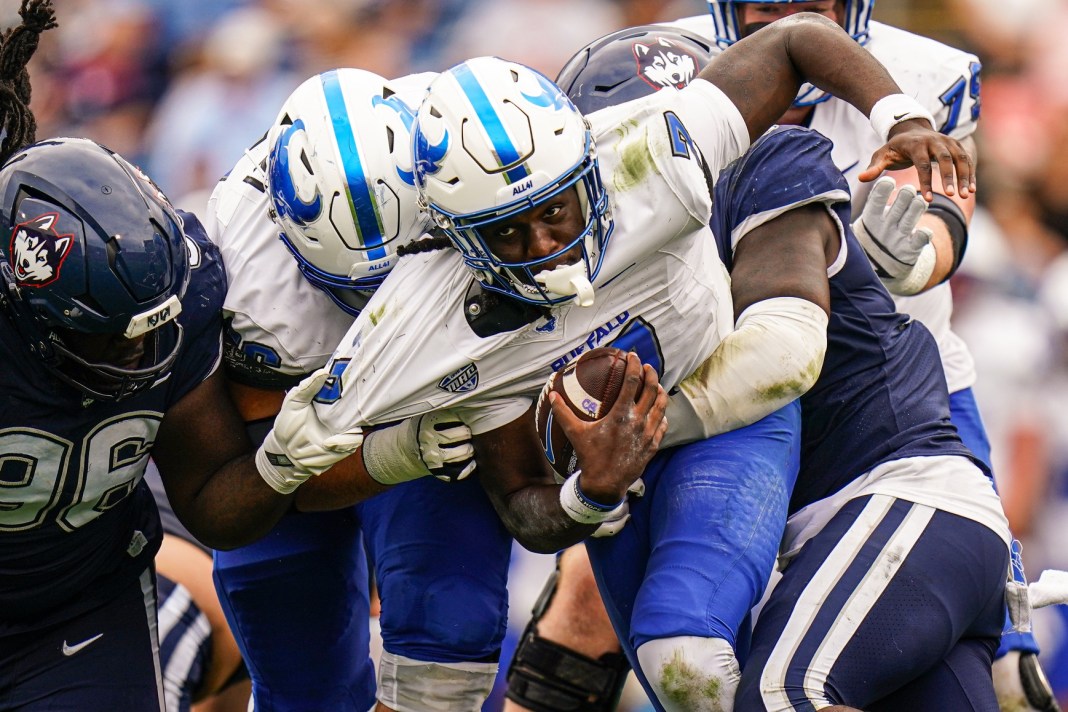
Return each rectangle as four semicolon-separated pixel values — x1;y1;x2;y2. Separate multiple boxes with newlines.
10;213;74;288
634;38;699;91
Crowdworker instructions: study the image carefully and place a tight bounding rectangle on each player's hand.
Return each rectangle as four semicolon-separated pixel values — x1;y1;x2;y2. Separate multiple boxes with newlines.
361;409;476;485
256;371;364;494
551;352;667;505
860;119;975;202
417;410;477;482
852;176;936;295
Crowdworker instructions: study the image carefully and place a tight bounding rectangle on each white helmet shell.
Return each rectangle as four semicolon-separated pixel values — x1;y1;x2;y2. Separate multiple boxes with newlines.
413;57;613;306
266;68;427;306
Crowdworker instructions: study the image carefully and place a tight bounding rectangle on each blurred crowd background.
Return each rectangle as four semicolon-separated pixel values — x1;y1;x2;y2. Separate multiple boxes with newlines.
10;0;1068;709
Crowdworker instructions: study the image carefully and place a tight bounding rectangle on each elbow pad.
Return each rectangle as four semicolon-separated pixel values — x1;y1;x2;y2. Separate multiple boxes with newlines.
661;297;828;448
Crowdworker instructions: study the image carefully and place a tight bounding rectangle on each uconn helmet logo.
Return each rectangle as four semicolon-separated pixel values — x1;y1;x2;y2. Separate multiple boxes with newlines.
634;38;699;91
10;213;74;288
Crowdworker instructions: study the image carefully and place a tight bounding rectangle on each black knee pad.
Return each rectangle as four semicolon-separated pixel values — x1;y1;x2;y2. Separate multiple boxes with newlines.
505;564;630;712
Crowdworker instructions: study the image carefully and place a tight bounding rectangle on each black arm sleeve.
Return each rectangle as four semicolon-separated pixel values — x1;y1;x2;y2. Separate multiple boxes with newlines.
926;193;968;282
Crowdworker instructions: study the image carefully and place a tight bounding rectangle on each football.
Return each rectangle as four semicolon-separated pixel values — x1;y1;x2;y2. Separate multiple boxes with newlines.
534;346;630;480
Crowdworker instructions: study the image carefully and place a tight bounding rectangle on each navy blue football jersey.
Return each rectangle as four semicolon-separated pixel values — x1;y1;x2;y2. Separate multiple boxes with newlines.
711;127;978;513
0;212;226;631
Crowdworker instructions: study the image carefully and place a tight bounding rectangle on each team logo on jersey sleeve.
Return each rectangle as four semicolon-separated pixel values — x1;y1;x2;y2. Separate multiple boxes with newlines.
634;37;699;91
439;362;479;393
10;213;74;288
535;316;557;333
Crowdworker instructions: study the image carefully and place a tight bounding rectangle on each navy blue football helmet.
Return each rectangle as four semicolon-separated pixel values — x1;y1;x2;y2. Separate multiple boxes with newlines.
556;25;715;115
0;137;190;401
708;0;874;107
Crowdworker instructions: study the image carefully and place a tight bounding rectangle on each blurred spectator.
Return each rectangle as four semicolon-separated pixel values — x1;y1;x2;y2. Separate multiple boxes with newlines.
139;0;248;56
28;0;167;163
260;0;421;77
438;0;626;76
141;5;299;205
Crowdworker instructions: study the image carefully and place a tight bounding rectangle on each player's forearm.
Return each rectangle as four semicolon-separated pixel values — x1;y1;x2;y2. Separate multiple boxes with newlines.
496;484;599;555
293;449;390;511
182;452;296;550
884;157;975;291
914;215;957;289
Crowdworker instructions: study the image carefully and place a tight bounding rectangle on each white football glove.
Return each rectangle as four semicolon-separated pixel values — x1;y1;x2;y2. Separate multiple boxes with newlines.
256;371;364;495
591;478;646;538
1029;569;1068;609
852;176;936;296
361;409;476;485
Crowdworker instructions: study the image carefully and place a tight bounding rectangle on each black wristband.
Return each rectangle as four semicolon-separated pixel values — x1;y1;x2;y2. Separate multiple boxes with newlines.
925;193;968;282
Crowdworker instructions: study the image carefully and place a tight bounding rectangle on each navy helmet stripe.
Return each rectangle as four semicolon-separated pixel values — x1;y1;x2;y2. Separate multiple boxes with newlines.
321;70;387;261
453;63;531;185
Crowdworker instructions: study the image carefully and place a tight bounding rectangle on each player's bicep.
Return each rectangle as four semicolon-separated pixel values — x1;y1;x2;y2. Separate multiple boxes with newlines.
153;369;253;516
730;204;835;318
695;30;802;143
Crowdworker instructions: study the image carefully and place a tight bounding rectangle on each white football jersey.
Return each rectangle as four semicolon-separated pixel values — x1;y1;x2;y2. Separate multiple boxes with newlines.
203;73;437;378
203;138;356;377
670;15;981;393
314;80;752;436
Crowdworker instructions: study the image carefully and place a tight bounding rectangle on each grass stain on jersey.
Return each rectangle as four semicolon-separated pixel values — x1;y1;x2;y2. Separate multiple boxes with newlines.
613;124;660;193
755;356;823;403
368;303;387;327
659;648;728;711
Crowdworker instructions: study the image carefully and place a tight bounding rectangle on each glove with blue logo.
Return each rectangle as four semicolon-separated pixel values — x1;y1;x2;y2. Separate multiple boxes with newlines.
256;370;364;494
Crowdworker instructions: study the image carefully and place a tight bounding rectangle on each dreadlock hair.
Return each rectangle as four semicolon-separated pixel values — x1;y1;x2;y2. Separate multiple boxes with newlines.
0;0;56;165
396;230;453;257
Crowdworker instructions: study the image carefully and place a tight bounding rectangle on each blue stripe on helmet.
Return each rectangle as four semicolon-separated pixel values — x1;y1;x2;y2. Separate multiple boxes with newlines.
321;70;387;261
453;63;531;186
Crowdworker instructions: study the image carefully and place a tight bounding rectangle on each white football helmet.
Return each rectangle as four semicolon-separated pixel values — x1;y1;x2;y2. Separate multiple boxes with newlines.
266;68;427;315
708;0;874;107
412;56;613;307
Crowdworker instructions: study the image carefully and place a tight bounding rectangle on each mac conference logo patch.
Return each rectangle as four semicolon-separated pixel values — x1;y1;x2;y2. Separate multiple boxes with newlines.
439;363;479;393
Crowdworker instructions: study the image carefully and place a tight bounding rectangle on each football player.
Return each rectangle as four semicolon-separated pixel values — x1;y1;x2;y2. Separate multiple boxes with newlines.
681;8;1060;711
0;4;322;707
250;14;983;711
204;68;510;711
515;3;1057;710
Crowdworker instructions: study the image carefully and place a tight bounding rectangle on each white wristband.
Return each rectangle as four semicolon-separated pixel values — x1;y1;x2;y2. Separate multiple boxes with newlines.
361;419;427;486
869;94;936;143
558;471;626;525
